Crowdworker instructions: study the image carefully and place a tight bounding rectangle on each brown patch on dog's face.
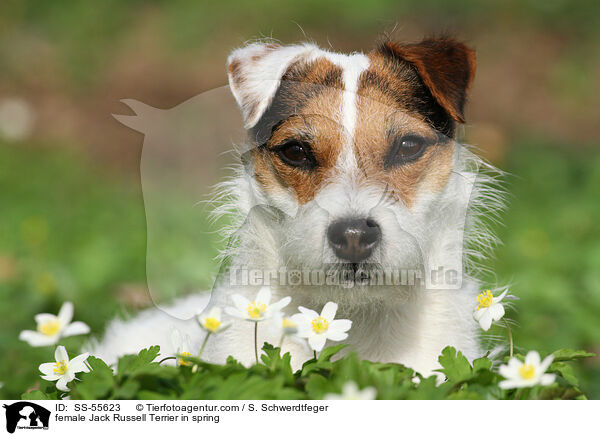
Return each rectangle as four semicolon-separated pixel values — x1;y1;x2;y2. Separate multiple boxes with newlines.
352;51;456;208
251;58;346;204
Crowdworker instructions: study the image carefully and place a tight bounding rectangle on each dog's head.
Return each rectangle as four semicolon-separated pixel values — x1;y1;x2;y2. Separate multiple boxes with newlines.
227;38;477;294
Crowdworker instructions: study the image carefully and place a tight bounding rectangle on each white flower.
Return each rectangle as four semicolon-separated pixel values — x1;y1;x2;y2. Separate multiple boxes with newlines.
225;287;291;322
498;351;555;389
197;307;229;333
324;381;377;400
291;302;352;352
473;289;508;331
39;346;89;392
20;302;91;346
170;328;193;367
281;316;298;335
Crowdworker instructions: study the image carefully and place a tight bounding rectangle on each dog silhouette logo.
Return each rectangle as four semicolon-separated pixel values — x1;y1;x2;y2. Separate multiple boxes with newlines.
3;402;50;433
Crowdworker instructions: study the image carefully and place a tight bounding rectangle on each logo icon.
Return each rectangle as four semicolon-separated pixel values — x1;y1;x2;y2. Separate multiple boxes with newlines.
3;402;50;433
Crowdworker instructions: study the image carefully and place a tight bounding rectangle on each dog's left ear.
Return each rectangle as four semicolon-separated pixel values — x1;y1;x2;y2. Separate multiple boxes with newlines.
227;42;321;129
380;37;476;123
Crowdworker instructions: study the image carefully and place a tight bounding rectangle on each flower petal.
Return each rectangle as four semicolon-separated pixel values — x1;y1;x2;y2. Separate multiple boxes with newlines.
489;303;505;322
255;286;272;305
224;306;247;320
55;377;70;392
539;354;554;373
41;374;61;382
58;302;74;326
329;319;352;334
308;335;327;352
539;373;556;386
498;362;518;379
325;330;348;341
477;311;493;331
297;306;319;318
19;330;58;347
62;321;90;337
69;353;90;373
34;313;57;325
231;294;250;311
498;379;521;390
321;302;338;320
473;308;485;321
208;306;222;320
493;289;509;303
270;296;291;311
524;350;541;367
55;345;69;363
39;362;58;376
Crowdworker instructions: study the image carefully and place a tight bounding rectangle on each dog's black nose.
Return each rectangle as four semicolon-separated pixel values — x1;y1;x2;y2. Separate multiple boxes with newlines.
327;218;381;262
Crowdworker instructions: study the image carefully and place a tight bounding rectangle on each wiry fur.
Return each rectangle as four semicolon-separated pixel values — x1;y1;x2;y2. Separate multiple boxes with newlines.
90;39;506;377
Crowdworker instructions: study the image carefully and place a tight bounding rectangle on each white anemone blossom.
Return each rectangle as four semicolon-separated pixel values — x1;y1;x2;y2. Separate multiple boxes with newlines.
197;307;229;333
20;302;90;346
39;346;89;391
171;328;193;367
225;287;291;322
473;289;509;331
498;351;556;389
498;350;555;389
324;381;377;400
291;302;352;352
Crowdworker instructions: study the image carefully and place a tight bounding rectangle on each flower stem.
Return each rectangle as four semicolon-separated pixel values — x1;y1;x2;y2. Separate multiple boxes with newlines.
278;333;285;349
254;322;259;364
198;332;212;360
158;356;177;365
314;350;317;360
503;318;513;358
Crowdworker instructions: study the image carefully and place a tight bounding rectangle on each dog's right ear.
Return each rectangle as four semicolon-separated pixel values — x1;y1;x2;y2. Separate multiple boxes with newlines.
227;42;320;130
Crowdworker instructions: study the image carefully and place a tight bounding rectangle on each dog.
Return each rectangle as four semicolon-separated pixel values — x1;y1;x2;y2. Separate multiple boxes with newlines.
90;36;503;377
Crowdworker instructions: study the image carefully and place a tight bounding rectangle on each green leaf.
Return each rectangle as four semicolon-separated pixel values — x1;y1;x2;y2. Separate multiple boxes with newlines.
117;345;161;375
551;349;595;362
260;343;294;384
446;390;483;400
317;344;348;362
407;376;451;400
305;374;331;399
472;357;492;373
549;362;579;386
72;356;115;399
113;379;140;399
436;346;472;383
22;390;55;400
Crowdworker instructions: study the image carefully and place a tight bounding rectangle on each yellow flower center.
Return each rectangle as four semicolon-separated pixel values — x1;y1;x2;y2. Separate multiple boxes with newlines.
53;360;68;375
38;319;61;336
282;318;296;329
476;290;494;310
312;316;329;334
518;363;536;379
247;302;267;319
178;352;192;366
203;317;221;332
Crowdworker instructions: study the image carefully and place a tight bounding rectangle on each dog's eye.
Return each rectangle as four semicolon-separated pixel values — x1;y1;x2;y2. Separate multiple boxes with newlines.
275;141;316;169
385;135;428;168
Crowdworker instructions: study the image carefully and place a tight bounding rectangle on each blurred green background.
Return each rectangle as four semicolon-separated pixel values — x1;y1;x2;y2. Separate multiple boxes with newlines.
1;0;599;399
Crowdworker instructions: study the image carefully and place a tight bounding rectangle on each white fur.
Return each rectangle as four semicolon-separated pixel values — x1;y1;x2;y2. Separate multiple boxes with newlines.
90;42;504;377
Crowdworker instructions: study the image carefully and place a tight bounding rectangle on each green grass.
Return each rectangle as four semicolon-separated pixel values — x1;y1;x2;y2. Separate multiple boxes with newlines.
0;138;598;399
